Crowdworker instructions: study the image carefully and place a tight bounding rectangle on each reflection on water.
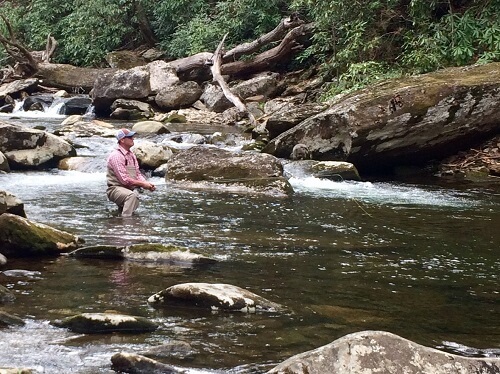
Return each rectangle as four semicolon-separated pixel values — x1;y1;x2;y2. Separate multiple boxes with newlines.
0;126;499;372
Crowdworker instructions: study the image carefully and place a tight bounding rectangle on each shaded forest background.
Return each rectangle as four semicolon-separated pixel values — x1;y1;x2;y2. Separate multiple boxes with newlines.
0;0;499;99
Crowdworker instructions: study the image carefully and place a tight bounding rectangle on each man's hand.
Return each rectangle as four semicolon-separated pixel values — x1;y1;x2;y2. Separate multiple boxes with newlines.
139;181;156;191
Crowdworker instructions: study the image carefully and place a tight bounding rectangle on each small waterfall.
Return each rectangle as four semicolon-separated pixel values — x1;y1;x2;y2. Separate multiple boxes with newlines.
1;94;93;119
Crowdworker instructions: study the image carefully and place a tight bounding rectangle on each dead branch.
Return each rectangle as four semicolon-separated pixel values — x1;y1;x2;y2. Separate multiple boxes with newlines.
0;15;39;75
221;23;314;77
211;34;257;127
223;14;304;62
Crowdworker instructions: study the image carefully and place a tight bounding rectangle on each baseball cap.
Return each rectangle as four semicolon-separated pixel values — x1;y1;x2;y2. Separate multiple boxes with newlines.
116;128;136;141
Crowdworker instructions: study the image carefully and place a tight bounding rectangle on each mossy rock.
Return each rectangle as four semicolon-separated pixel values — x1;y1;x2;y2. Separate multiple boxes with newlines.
68;245;126;259
0;213;83;257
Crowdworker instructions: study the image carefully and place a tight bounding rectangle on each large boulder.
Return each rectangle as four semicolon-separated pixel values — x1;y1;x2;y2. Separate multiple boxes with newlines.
264;100;328;140
263;63;500;174
0;122;76;169
0;190;26;217
267;330;500;374
147;60;180;93
91;66;151;115
155;81;202;110
52;312;158;334
132;120;170;135
110;99;154;120
201;72;280;112
166;146;293;197
148;282;284;313
134;141;174;169
0;213;83;257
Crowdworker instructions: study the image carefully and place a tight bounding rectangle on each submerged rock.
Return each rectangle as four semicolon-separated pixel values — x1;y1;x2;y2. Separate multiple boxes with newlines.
0;284;15;303
111;352;196;374
52;312;158;334
142;340;195;360
68;245;126;259
267;330;500;374
68;243;217;265
0;310;25;327
148;282;283;313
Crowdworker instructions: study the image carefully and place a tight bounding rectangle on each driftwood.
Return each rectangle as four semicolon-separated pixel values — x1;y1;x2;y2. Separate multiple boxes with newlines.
210;34;257;127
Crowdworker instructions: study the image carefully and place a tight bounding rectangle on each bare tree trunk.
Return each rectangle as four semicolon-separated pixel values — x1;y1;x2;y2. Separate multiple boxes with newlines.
211;34;257;127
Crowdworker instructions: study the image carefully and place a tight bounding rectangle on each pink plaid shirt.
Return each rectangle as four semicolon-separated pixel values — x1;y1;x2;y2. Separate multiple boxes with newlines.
107;145;146;189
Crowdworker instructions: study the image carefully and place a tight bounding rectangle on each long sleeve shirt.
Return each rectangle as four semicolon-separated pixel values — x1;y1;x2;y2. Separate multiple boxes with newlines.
106;145;146;189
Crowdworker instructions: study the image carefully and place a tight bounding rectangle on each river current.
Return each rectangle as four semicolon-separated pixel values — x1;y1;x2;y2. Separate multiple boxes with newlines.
0;108;499;373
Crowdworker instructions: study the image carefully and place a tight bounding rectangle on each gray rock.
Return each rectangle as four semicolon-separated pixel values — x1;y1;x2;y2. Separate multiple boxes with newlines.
263;63;500;173
0;78;38;100
91;67;150;114
155;81;202;110
166;146;293;197
132;120;170;135
0;122;76;169
111;352;195;374
148;282;283;313
284;160;361;181
0;190;26;217
267;330;500;374
69;243;217;266
0;310;25;327
52;312;158;334
134;141;174;169
0;285;15;303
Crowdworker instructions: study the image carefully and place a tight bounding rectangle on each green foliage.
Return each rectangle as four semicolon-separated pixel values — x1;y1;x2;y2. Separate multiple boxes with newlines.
402;1;500;73
322;61;402;100
291;0;500;92
1;0;499;95
56;0;135;66
158;0;286;58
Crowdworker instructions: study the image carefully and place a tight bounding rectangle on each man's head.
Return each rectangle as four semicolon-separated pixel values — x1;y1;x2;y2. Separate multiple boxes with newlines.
116;128;136;141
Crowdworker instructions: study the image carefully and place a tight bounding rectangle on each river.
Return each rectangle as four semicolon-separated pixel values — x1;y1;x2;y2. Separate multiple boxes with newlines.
0;107;499;373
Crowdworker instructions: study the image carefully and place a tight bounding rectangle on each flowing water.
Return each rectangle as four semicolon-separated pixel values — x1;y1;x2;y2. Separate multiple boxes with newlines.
0;108;499;373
